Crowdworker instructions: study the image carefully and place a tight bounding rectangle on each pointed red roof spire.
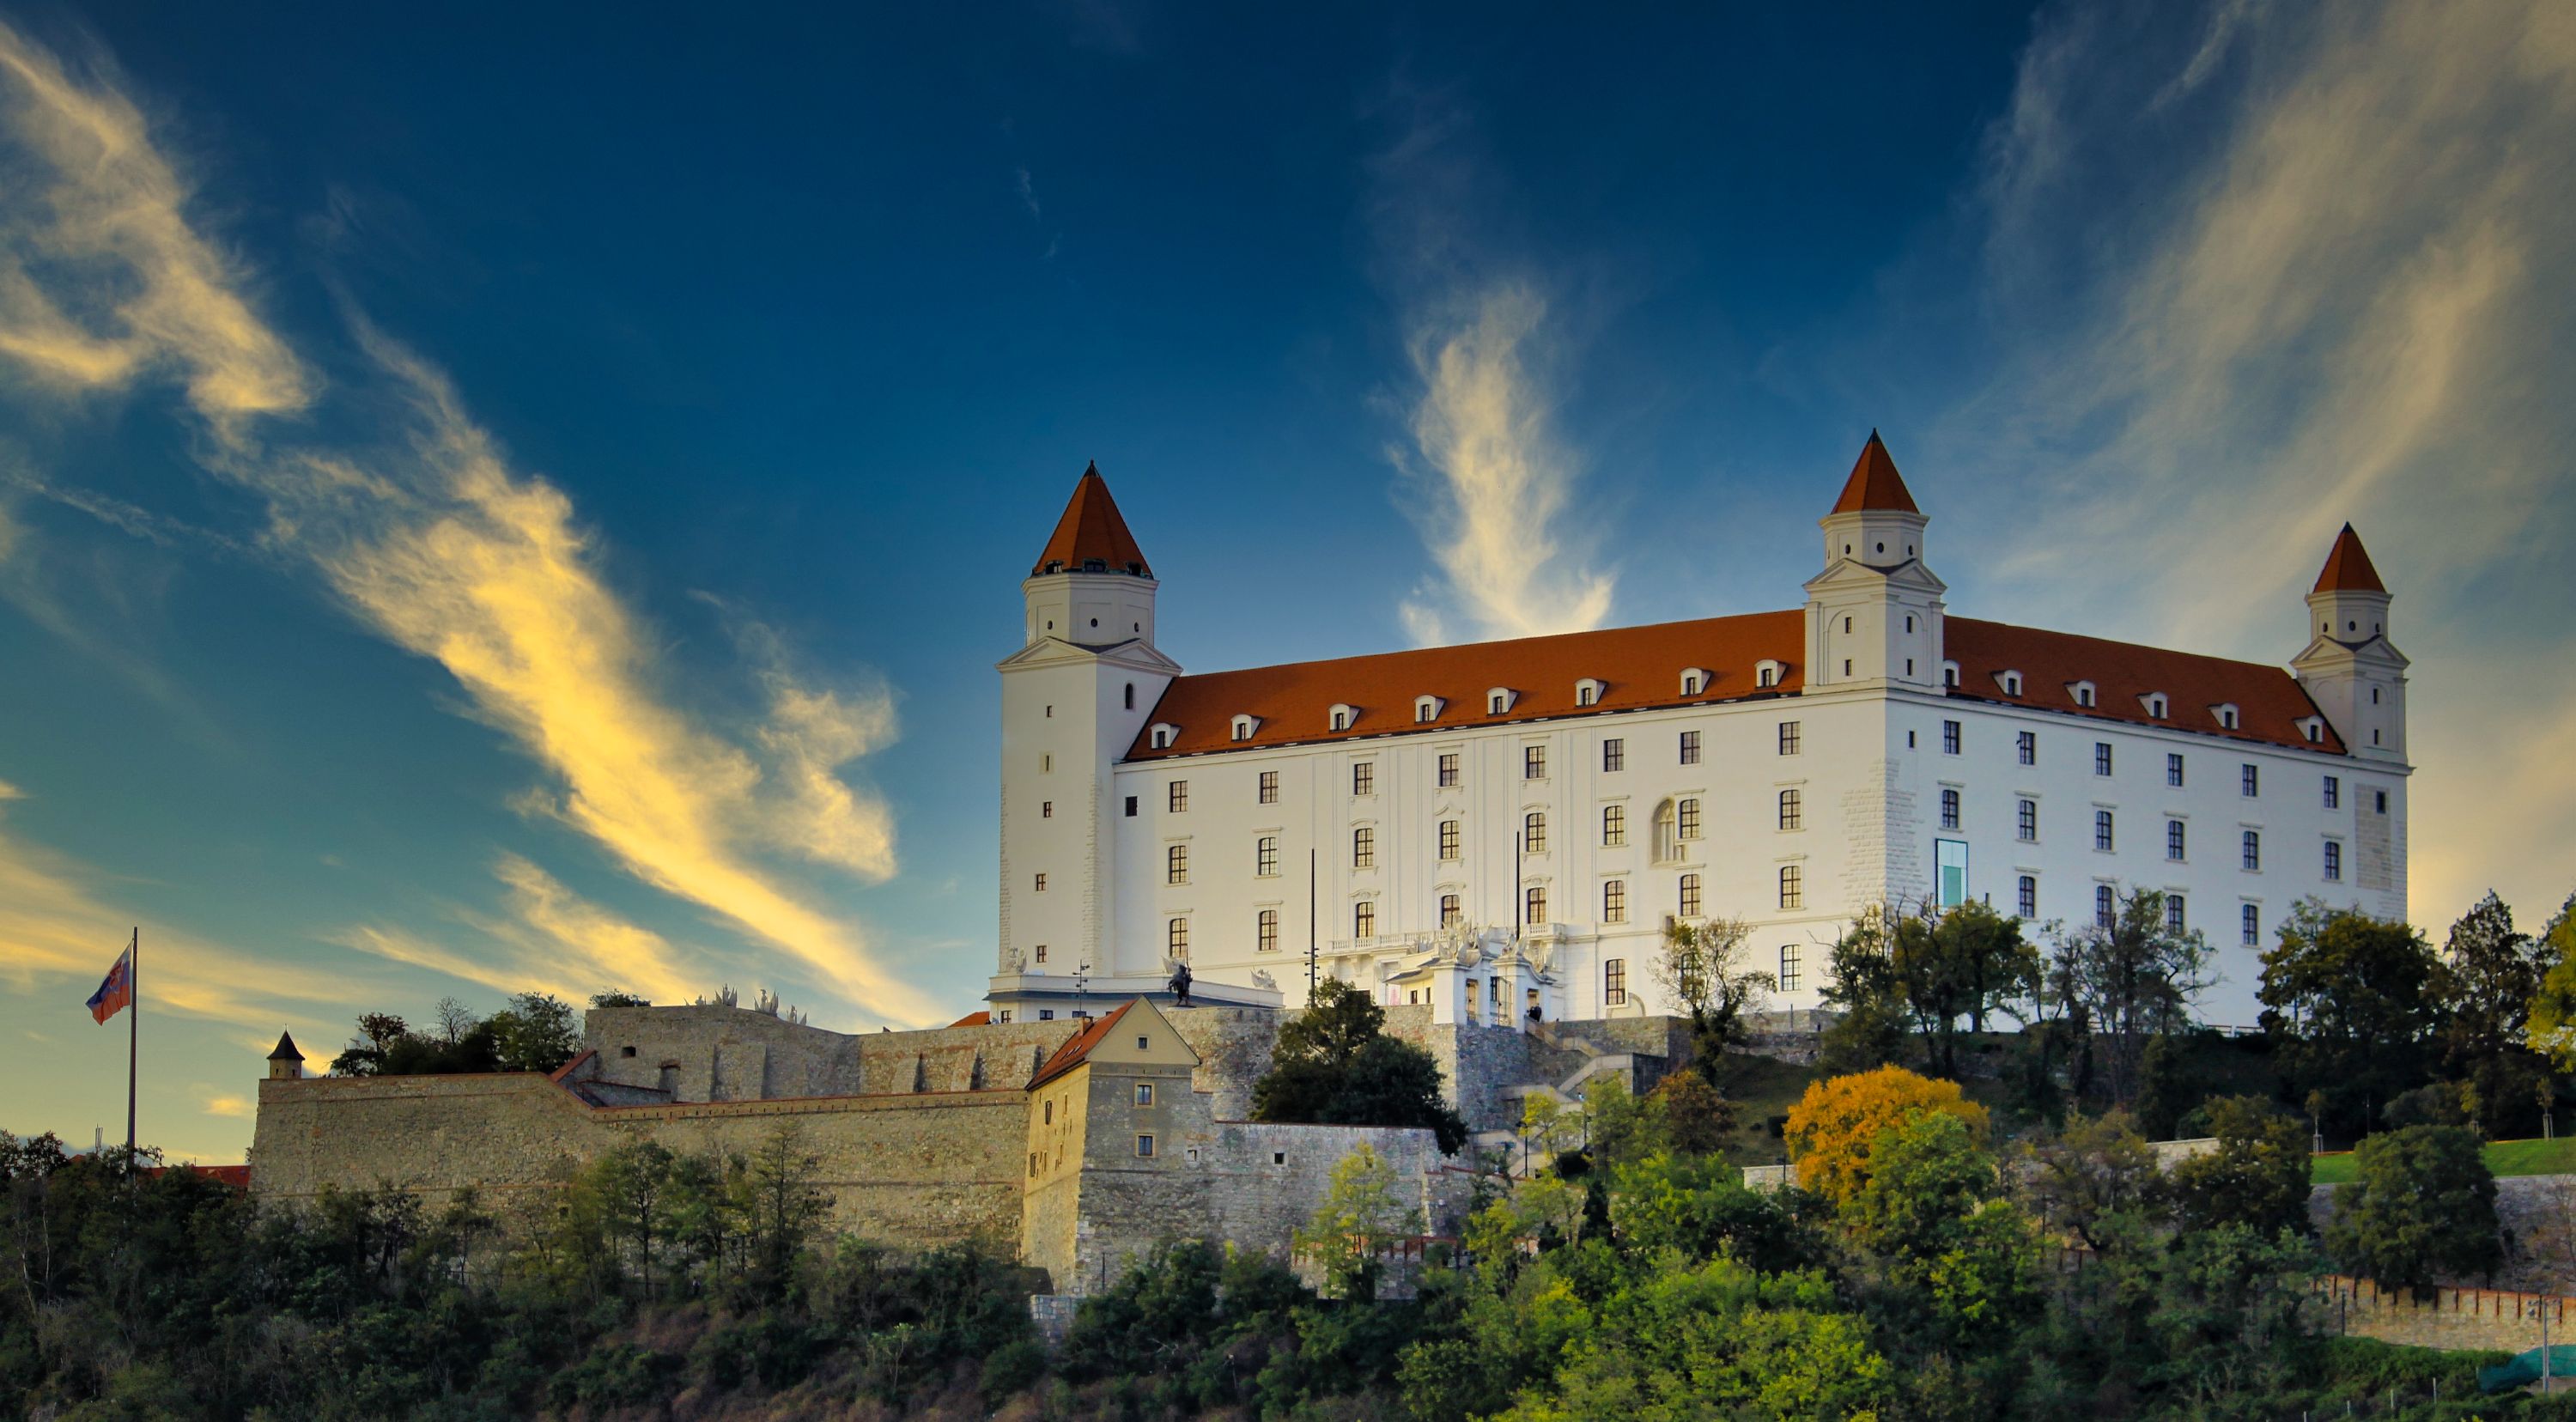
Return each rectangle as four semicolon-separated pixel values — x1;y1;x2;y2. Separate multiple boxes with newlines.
1830;429;1921;515
2311;523;2386;594
1031;461;1152;578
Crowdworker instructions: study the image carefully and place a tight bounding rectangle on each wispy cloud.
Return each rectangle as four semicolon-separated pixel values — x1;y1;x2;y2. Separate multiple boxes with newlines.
0;19;933;1026
1952;0;2576;923
337;853;704;1008
197;1089;251;1118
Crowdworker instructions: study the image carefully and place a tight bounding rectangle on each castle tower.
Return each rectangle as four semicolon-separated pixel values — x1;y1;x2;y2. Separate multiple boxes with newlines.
997;465;1182;985
2292;524;2407;763
266;1030;304;1081
1803;431;1947;691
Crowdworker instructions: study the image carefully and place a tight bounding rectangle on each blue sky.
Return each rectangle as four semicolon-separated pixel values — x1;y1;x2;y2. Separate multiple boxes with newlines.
3;2;2573;1160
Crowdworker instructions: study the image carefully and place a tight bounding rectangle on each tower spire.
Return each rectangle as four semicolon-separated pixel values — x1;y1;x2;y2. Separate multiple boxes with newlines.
2311;523;2386;595
1829;429;1921;515
1032;463;1151;578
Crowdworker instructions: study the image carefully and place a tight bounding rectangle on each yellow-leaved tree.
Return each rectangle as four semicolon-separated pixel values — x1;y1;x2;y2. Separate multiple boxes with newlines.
1783;1064;1989;1206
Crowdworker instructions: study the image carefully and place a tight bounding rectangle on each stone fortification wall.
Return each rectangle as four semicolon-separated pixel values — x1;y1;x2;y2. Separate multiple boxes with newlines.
1381;1018;1530;1133
1166;1006;1280;1121
2321;1274;2575;1355
580;1006;1084;1103
250;1072;1035;1247
2312;1173;2576;1297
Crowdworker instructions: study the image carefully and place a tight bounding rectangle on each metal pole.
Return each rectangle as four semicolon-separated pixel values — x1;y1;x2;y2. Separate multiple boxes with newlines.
1514;833;1523;942
125;926;137;1164
1307;848;1317;996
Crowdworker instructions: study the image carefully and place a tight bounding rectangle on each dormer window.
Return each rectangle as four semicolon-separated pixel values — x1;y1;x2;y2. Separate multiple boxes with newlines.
1941;659;1960;690
1327;703;1358;732
2142;693;2169;720
1148;723;1178;750
2212;702;2240;731
2298;715;2324;744
1486;687;1517;716
1998;670;2023;697
1575;678;1606;707
1754;659;1783;689
2069;680;2097;708
1413;695;1443;724
1230;714;1261;743
1679;667;1708;696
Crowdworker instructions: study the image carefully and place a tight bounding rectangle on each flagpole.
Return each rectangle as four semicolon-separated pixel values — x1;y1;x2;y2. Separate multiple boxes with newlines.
125;926;137;1164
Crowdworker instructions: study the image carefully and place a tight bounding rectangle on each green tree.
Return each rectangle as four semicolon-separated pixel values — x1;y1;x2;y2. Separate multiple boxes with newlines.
1841;1112;2040;1353
489;991;581;1073
2259;900;2439;1130
590;989;652;1008
2049;886;2211;1106
2520;892;2576;1071
1295;1144;1422;1300
1892;898;2039;1078
2324;1124;2501;1297
1254;980;1468;1152
1646;1067;1736;1157
2167;1095;2312;1237
2013;1109;2165;1252
2434;891;2553;1137
1817;908;1910;1074
2131;1031;2195;1139
331;1012;410;1075
1581;1074;1671;1171
1653;915;1774;1066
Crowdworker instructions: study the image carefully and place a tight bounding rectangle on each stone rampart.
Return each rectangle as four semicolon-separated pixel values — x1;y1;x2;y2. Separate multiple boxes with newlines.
2320;1275;2575;1355
580;1006;1084;1103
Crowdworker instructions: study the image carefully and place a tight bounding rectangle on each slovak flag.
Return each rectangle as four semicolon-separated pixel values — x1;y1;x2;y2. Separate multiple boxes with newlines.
86;947;133;1025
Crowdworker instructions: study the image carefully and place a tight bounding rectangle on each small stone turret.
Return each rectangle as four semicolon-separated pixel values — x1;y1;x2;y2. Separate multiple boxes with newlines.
266;1030;304;1081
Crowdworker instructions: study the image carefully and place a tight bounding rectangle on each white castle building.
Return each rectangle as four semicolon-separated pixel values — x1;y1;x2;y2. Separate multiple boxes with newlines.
989;438;2408;1030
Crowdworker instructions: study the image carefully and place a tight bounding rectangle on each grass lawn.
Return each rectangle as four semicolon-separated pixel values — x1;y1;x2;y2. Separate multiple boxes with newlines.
2312;1134;2576;1185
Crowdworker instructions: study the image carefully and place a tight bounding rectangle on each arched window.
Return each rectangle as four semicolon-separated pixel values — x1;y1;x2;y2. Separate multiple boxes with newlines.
1778;788;1801;830
1167;917;1189;960
1653;799;1680;861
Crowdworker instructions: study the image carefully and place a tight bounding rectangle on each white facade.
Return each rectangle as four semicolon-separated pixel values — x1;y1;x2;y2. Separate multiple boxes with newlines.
992;456;2409;1030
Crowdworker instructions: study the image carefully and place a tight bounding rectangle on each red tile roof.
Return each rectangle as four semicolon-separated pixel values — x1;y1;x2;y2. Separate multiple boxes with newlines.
1830;431;1921;515
1030;1000;1136;1090
1032;464;1152;579
1125;610;1804;759
2312;524;2386;595
1124;610;2341;759
947;1011;992;1028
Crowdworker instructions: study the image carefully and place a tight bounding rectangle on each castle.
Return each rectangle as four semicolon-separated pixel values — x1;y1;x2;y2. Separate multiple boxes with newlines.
247;434;2408;1291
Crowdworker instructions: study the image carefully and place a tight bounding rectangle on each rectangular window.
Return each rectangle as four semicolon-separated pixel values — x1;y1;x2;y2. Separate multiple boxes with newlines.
1353;901;1376;939
1940;787;1960;830
2017;798;2037;842
1440;893;1461;928
1352;763;1374;797
1166;844;1188;884
2166;819;2185;861
1778;865;1803;910
2095;884;2116;928
1942;720;1961;755
2166;752;2185;787
2242;830;2261;872
1779;788;1802;831
1779;721;1801;756
1169;781;1188;812
1042;800;1053;818
1042;753;1052;773
1352;827;1375;869
2241;902;2260;946
1679;872;1703;917
1604;958;1627;1006
2240;763;2259;797
2324;841;2342;881
2094;742;2113;776
1680;730;1702;766
1035;872;1048;891
1603;879;1628;924
1256;836;1279;877
2017;874;2037;918
1124;795;1138;817
1438;819;1461;860
1602;804;1626;846
1523;811;1548;854
1257;908;1279;952
2374;789;2387;814
1525;886;1547;925
1778;945;1801;993
1167;917;1188;958
2017;730;2036;766
1603;738;1625;773
1935;839;1968;907
1135;1083;1155;1107
2323;775;2340;810
1136;1134;1154;1158
1437;752;1461;788
1259;770;1279;805
1524;745;1547;779
1036;944;1048;963
2093;809;2114;852
2166;896;2186;933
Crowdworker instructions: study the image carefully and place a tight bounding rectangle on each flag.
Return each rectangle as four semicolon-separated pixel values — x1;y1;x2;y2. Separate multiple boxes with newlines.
87;946;132;1025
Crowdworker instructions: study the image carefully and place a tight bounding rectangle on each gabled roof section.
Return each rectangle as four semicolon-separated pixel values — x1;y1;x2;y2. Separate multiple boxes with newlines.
1945;617;2343;753
267;1030;303;1062
1032;462;1152;579
1124;610;1804;760
2311;523;2386;595
1829;430;1921;515
947;1011;992;1029
1030;1000;1136;1090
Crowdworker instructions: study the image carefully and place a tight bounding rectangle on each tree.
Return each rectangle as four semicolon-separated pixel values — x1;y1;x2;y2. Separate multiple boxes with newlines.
1579;1075;1669;1171
2521;891;2576;1071
2013;1109;2165;1252
2259;900;2440;1130
590;989;652;1008
2434;891;2553;1137
2048;887;2211;1106
489;992;581;1073
1653;915;1772;1066
1254;979;1468;1152
1295;1145;1421;1300
2131;1032;2195;1140
1816;908;1910;1074
331;1012;410;1075
1783;1066;1989;1207
1891;898;2039;1078
1648;1068;1736;1157
2323;1124;2500;1297
1518;1094;1579;1173
2167;1096;2311;1237
1842;1112;2039;1352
